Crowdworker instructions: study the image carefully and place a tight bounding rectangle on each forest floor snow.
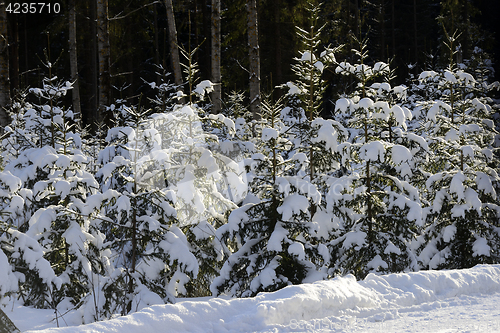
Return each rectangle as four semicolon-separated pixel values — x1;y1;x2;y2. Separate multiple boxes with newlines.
5;264;500;332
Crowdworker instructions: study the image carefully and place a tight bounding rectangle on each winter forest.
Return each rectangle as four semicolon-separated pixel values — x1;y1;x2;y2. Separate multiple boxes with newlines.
0;0;499;327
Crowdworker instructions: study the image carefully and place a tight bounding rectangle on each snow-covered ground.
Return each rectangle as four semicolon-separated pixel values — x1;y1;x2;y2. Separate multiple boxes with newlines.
6;264;500;333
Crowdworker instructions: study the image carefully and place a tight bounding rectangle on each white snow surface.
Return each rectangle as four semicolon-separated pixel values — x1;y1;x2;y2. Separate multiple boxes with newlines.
391;145;412;165
359;141;385;162
8;264;500;333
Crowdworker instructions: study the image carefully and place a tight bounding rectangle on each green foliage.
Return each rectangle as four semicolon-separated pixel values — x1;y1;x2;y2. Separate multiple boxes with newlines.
411;32;500;269
326;37;422;279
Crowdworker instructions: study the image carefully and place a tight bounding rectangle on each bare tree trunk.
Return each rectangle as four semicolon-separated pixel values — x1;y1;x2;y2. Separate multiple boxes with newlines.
163;0;183;89
154;3;160;85
391;0;395;58
463;0;470;60
97;0;111;122
211;0;221;113
0;3;10;127
354;0;360;38
89;0;99;126
9;14;18;92
247;0;260;119
274;0;282;86
413;0;418;70
69;0;82;126
379;0;385;60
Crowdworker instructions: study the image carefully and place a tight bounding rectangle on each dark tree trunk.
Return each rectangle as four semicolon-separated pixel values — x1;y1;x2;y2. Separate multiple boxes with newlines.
97;0;111;123
9;13;18;92
274;0;282;86
413;0;418;70
211;0;221;113
164;0;183;89
69;0;82;126
463;0;470;60
154;3;160;85
380;0;385;60
89;0;99;127
247;0;261;119
0;3;10;127
391;0;395;59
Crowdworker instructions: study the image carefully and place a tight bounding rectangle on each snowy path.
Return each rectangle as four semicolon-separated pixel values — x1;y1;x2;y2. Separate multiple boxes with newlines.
283;292;500;332
6;265;500;333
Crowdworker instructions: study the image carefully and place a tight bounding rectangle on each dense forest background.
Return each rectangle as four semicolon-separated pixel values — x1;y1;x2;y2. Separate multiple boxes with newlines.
0;0;498;128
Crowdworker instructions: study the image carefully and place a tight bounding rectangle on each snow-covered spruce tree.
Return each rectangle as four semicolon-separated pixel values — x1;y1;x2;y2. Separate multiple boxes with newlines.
283;2;342;215
0;214;62;312
0;170;24;305
157;43;245;297
145;65;179;114
211;5;349;297
325;36;423;279
0;89;33;168
94;46;242;312
95;105;195;315
222;90;252;121
0;93;64;310
413;31;500;270
275;1;348;258
211;93;336;297
147;102;240;298
0;73;110;322
463;46;499;98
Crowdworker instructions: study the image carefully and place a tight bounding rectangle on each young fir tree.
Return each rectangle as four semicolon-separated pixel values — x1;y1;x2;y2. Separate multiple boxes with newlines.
158;43;245;297
326;36;423;279
94;43;244;311
0;169;24;305
413;31;500;269
95;105;196;315
145;65;178;114
211;4;349;297
149;99;240;298
283;1;343;219
211;92;334;297
0;72;109;325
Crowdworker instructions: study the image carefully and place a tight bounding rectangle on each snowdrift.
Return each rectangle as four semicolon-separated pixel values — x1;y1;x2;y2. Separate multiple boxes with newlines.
20;264;500;333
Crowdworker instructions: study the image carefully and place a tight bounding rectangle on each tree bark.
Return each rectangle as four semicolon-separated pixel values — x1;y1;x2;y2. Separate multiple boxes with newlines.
379;0;385;60
413;0;418;70
273;0;282;86
354;0;360;38
0;3;10;127
154;3;160;85
163;0;183;89
247;0;260;119
463;0;470;60
201;0;211;80
9;13;18;92
88;0;99;127
69;0;82;126
211;0;221;113
391;0;395;59
97;0;111;123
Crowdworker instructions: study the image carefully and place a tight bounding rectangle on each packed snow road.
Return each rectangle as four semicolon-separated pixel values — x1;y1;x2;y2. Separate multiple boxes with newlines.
7;265;500;332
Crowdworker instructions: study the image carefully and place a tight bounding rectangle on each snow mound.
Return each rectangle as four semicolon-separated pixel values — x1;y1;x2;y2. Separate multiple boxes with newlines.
22;265;500;333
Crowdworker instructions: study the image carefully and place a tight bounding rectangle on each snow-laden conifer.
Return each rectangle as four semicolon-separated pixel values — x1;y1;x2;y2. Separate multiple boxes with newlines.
327;37;422;279
211;93;340;297
411;32;500;269
283;2;342;218
0;73;108;320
